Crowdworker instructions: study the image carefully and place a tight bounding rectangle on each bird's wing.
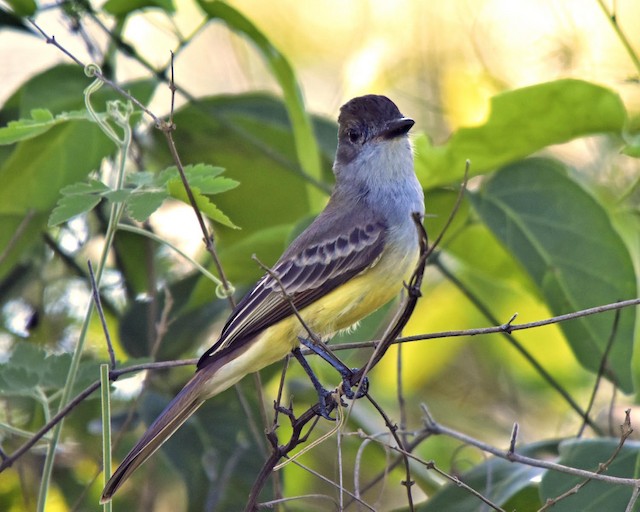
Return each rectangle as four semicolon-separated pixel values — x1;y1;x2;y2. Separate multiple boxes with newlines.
196;219;387;370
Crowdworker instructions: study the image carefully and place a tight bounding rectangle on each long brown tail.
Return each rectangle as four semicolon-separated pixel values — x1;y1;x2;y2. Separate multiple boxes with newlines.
100;374;206;503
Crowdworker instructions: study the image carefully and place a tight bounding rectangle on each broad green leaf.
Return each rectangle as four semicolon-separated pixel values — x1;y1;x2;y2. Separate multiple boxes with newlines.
0;109;88;144
104;0;175;16
539;438;640;511
470;158;637;392
415;441;556;511
415;80;626;188
0;122;114;214
197;1;325;210
0;121;115;280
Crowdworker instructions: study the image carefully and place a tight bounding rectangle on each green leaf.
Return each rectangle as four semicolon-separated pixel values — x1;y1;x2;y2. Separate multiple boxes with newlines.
159;164;238;195
150;94;335;249
5;0;36;16
470;158;637;392
48;194;102;227
196;1;325;210
103;189;132;203
415;79;626;188
0;109;88;144
167;181;238;229
59;179;111;196
0;343;99;395
539;439;640;511
0;65;157;123
415;441;556;511
126;191;168;221
103;0;175;16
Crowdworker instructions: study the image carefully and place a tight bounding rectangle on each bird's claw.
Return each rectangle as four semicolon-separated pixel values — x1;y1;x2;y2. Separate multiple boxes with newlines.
341;368;369;399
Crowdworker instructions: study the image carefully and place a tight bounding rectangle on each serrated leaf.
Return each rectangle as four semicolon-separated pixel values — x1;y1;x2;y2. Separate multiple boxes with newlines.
469;158;637;391
158;164;235;195
60;179;111;196
103;189;133;203
0;109;88;145
127;171;156;187
167;181;238;229
48;194;102;226
126;191;168;221
0;343;95;394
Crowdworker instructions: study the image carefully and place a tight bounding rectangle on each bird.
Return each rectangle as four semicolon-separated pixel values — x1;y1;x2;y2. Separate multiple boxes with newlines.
101;94;425;502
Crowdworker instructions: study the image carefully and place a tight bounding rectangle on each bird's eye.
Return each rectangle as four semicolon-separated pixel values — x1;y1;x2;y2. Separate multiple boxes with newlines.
347;129;361;143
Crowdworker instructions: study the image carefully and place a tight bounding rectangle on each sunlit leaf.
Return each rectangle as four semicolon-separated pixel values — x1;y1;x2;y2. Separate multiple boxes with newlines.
0;109;88;144
415;79;626;188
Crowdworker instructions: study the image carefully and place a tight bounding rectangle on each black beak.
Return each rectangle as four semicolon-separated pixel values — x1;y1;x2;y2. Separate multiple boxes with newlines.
382;117;415;139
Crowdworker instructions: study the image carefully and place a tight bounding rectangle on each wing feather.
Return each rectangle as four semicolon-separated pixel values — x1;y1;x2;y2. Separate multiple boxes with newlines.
197;218;386;370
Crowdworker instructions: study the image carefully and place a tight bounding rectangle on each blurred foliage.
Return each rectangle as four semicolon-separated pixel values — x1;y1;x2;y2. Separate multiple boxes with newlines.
0;1;639;511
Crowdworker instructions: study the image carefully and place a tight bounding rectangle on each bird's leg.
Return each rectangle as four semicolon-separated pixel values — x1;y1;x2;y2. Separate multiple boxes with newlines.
297;337;369;400
292;347;337;420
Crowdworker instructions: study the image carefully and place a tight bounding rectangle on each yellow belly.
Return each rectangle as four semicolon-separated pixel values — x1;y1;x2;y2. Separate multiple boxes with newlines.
199;246;418;399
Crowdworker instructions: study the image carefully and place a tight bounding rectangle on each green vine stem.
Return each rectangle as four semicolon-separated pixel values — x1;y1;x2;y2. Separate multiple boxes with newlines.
36;66;133;511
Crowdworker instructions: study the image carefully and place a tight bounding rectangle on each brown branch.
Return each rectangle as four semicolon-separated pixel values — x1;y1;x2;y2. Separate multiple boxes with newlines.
365;393;415;511
355;430;506;512
434;256;601;434
421;404;640;488
327;297;640;352
577;307;621;437
28;20;161;126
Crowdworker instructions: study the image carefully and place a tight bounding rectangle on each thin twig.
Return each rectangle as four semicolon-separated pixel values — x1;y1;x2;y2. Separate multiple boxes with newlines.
28;19;161;125
596;0;640;75
421;404;640;488
327;297;640;353
577;308;621;437
434;256;601;434
88;260;116;370
539;409;634;510
365;393;415;511
356;430;506;512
